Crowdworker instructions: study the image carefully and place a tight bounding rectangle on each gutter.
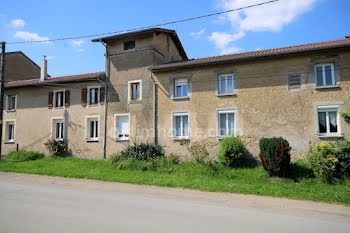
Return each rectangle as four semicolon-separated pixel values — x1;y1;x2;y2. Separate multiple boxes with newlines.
149;68;158;145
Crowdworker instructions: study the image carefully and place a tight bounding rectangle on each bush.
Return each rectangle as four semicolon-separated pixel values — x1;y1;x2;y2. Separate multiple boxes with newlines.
336;140;350;176
44;139;68;157
167;153;181;164
6;150;44;162
259;137;291;177
110;157;178;173
188;143;209;163
119;143;164;161
217;136;245;167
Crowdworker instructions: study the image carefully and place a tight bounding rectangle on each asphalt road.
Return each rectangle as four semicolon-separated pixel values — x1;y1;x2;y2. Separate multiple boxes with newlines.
0;173;350;233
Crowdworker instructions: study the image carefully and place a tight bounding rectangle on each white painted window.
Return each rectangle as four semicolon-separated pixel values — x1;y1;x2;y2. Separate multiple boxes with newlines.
175;78;188;97
218;110;235;137
88;118;98;140
7;95;16;110
89;88;99;105
55;91;64;108
116;115;129;140
54;119;64;140
173;112;189;138
317;106;339;135
218;74;234;94
315;64;335;86
7;121;15;142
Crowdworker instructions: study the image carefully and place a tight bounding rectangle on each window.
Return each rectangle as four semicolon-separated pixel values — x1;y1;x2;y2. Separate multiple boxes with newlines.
88;118;98;141
175;78;188;98
129;81;141;101
6;121;15;142
288;73;301;90
55;91;64;108
124;41;135;50
173;113;189;138
315;64;335;87
7;95;16;110
218;74;234;94
54;119;64;140
89;88;99;105
218;110;235;137
116;115;129;140
317;106;339;135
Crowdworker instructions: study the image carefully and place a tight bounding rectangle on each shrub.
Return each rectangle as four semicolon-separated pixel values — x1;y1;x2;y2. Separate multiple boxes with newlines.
259;137;291;177
189;143;209;163
44;139;68;157
167;153;181;164
217;136;245;167
108;153;123;164
335;140;350;176
119;143;164;161
6;150;44;162
110;157;178;173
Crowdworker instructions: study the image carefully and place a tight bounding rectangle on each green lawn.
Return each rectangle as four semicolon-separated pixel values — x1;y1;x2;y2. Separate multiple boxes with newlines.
1;156;350;205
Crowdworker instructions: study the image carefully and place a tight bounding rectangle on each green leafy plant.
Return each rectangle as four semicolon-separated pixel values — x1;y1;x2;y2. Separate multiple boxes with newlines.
341;95;350;124
119;143;164;161
336;140;350;176
179;138;190;146
5;150;44;162
167;153;181;164
259;137;291;177
44;139;68;157
188;143;209;163
217;136;245;167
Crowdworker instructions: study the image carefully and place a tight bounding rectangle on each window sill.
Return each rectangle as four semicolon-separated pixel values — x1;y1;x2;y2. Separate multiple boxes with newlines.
4;140;15;144
217;92;237;97
129;100;142;104
315;85;340;90
317;133;343;138
54;107;64;110
115;138;129;142
6;110;16;113
86;139;99;142
172;137;190;141
87;104;100;108
172;96;190;101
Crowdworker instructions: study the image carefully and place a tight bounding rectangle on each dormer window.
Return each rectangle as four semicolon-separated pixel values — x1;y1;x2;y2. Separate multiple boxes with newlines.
124;41;135;50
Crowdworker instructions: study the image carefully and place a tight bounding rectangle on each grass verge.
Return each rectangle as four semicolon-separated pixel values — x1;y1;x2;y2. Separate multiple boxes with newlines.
0;156;350;205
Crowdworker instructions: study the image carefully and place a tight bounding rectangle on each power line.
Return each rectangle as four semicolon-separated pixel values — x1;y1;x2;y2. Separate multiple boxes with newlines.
6;0;279;45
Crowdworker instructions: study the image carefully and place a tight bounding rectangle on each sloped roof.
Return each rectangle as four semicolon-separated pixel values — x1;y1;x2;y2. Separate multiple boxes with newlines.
5;71;105;88
152;37;350;71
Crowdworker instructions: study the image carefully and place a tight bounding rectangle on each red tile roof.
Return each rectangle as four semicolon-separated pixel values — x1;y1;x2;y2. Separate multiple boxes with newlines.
5;71;105;88
152;37;350;70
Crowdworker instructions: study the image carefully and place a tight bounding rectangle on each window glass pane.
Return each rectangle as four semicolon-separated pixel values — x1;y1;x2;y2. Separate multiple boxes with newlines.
95;121;98;138
117;116;129;137
316;66;323;86
228;113;235;135
175;116;181;137
176;86;182;97
136;84;140;99
219;77;226;94
90;121;94;138
183;85;188;97
219;114;226;136
226;76;233;93
329;111;338;133
91;89;95;104
183;116;189;136
56;122;60;139
8;124;13;140
325;65;333;85
318;112;327;133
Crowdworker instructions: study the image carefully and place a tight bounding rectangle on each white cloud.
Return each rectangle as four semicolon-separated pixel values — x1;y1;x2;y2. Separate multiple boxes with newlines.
209;0;319;54
190;28;206;38
11;19;25;28
72;39;84;47
46;56;55;60
13;31;49;42
220;46;242;55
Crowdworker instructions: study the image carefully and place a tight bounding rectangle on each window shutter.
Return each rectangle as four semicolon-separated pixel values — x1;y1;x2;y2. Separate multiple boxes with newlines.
81;88;87;107
100;87;105;105
64;90;70;108
48;92;53;109
288;73;301;90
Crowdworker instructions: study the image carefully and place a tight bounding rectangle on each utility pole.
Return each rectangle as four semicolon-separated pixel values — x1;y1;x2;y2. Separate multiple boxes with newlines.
0;41;6;159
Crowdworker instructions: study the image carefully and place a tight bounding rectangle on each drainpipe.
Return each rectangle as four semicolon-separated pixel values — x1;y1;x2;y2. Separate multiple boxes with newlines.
101;40;109;159
150;68;158;145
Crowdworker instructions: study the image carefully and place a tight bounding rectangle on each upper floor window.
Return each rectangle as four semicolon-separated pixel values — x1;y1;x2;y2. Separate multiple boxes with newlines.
7;95;16;111
173;112;189;138
218;74;234;94
288;73;301;90
175;78;188;98
315;64;335;87
55;91;64;108
129;80;142;102
317;105;339;135
89;88;99;105
124;41;135;50
218;110;235;137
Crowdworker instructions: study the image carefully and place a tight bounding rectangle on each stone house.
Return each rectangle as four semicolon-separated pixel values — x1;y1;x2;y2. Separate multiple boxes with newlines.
2;29;350;159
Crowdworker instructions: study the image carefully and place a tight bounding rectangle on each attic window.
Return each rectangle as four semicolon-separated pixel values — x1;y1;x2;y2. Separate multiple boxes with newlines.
124;41;135;50
288;73;301;90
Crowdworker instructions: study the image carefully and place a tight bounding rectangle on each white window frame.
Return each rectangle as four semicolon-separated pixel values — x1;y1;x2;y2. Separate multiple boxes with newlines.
88;87;100;106
218;74;235;95
317;105;340;136
315;63;335;87
172;112;189;139
5;120;15;143
53;90;65;109
86;117;99;141
6;94;17;111
128;80;142;102
114;113;130;141
174;78;188;98
53;119;64;141
217;109;236;138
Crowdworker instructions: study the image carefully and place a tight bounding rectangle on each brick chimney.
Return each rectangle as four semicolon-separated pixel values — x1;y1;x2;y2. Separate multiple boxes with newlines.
345;35;350;39
40;56;47;81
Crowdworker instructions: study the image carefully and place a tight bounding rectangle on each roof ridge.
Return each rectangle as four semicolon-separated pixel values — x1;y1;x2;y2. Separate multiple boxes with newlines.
48;71;105;79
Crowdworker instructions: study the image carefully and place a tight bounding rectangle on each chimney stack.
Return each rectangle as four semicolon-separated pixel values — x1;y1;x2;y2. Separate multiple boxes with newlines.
40;56;47;81
345;35;350;39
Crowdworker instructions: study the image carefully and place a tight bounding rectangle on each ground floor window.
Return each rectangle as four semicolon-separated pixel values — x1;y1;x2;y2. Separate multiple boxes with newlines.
116;115;129;140
173;112;189;138
54;119;64;140
6;121;15;142
87;118;98;141
317;105;339;135
218;110;235;137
